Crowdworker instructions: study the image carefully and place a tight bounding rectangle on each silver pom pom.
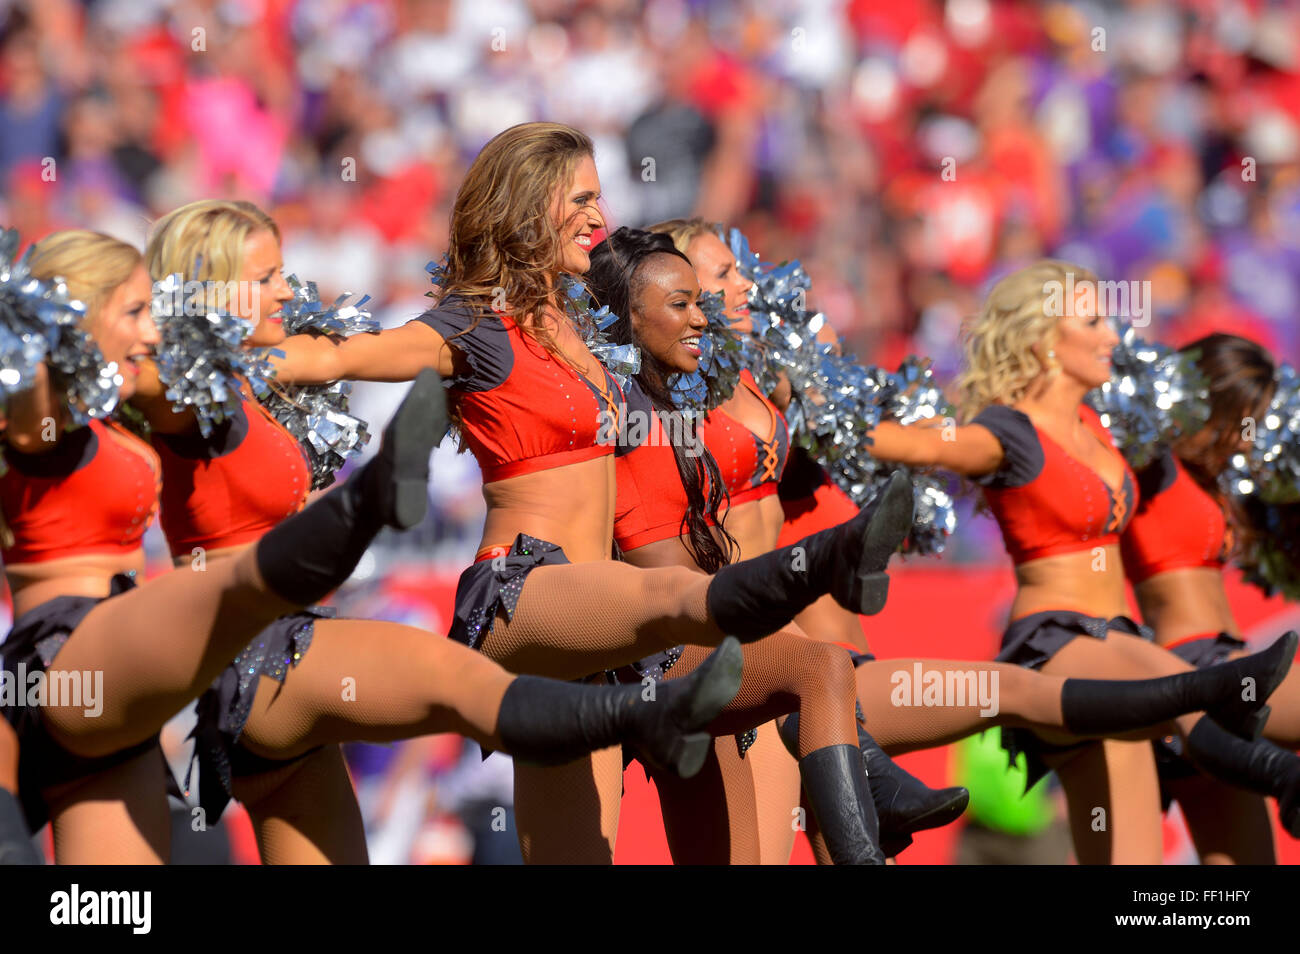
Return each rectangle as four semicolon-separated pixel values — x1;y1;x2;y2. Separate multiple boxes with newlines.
1244;363;1300;504
1086;323;1210;470
0;227;120;427
151;273;279;438
819;358;959;556
257;276;379;489
563;275;641;389
1229;491;1300;600
729;228;958;554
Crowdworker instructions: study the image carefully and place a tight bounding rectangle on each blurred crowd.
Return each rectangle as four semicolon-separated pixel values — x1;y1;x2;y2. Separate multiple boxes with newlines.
4;0;1300;862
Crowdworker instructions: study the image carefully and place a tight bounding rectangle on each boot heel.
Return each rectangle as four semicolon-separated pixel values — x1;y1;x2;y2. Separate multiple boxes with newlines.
1207;631;1296;740
1211;704;1271;743
833;472;912;615
881;832;913;858
853;573;890;616
385;369;448;530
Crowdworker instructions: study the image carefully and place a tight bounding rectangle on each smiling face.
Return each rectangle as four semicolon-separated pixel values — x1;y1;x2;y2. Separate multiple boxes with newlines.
239;229;293;347
1048;296;1119;391
630;254;708;374
551;154;605;277
90;264;158;402
685;231;752;334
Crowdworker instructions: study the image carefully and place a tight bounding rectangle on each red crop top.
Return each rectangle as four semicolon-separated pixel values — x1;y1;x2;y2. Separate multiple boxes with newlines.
699;369;789;507
613;379;695;551
0;419;160;565
972;404;1136;565
1121;449;1230;583
414;299;625;483
152;397;310;559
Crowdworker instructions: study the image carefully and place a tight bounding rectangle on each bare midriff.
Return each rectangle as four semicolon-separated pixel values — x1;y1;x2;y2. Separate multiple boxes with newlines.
1009;546;1132;623
620;494;784;574
171;543;247;570
478;455;618;564
1134;567;1238;646
723;494;787;561
622;534;707;571
6;550;148;619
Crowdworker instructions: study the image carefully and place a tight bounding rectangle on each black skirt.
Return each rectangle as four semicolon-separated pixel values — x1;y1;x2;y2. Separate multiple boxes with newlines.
995;610;1155;789
186;607;332;820
448;533;572;650
0;572;164;832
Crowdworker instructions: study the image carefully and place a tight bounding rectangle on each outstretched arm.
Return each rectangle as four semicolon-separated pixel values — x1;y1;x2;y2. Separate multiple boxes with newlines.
868;419;1005;479
270;321;460;386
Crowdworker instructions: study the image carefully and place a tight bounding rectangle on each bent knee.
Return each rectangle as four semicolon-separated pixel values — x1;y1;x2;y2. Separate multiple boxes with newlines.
800;639;858;701
41;706;137;760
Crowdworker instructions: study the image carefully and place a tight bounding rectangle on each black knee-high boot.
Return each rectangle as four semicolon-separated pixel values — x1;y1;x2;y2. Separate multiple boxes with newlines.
1183;717;1300;836
255;369;448;606
706;472;914;640
780;712;968;856
1059;631;1297;741
857;726;969;855
0;789;40;865
495;638;744;778
799;744;886;865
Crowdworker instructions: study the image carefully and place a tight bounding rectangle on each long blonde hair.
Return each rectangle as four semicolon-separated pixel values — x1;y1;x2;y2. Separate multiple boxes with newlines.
28;230;143;326
955;260;1099;421
646;217;725;256
146;199;279;287
7;231;143;546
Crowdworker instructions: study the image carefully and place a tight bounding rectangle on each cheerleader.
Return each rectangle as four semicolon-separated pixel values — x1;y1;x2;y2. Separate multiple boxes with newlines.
859;261;1300;862
3;229;744;864
1;230;445;861
259;122;919;863
649;217;957;861
589;227;1300;864
132;200;746;865
581;226;919;863
1124;333;1300;862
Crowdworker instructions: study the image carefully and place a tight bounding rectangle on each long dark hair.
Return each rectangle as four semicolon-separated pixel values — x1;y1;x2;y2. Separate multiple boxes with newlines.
586;227;738;572
1176;333;1277;554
